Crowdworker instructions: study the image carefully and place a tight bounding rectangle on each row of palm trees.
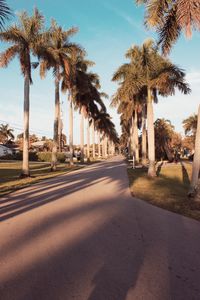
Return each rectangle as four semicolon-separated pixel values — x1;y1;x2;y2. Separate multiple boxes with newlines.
112;39;190;176
135;0;200;198
0;8;118;176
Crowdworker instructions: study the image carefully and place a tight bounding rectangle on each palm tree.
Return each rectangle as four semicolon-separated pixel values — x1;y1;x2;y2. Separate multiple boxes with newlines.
0;123;14;143
183;114;198;137
39;20;82;170
0;0;12;30
136;0;200;55
0;8;44;177
113;40;190;176
154;118;175;161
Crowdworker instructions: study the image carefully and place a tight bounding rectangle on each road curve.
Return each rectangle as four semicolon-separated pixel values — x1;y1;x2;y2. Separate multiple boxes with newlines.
0;156;200;300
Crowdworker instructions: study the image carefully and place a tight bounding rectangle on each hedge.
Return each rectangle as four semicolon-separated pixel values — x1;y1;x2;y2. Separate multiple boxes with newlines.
1;151;66;163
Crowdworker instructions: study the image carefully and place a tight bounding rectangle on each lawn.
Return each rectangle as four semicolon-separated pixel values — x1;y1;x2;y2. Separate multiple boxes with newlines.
0;160;81;196
128;161;200;221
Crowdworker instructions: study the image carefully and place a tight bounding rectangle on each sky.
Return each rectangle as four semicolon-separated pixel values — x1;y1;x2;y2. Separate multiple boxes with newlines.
0;0;200;143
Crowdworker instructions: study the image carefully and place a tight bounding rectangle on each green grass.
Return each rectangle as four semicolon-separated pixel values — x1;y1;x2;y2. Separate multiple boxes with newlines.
128;162;200;221
0;160;82;197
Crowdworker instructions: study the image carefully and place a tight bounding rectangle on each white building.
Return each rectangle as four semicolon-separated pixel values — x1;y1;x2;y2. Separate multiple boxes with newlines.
0;145;13;157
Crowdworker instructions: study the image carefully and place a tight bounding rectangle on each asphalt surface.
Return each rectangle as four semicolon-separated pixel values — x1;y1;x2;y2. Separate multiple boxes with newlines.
0;156;200;300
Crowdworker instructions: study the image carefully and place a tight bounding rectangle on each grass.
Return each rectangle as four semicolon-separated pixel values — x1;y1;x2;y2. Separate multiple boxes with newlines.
0;160;82;197
128;161;200;221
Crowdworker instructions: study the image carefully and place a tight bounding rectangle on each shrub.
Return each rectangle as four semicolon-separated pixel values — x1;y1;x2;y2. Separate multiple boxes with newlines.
37;152;52;162
0;154;14;160
37;152;66;163
13;151;38;161
1;151;66;163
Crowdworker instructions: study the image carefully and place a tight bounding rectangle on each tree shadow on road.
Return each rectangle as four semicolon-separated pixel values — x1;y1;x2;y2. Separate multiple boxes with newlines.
0;160;127;222
0;191;145;300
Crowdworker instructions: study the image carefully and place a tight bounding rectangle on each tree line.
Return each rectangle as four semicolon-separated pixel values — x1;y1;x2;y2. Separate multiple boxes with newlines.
113;0;200;199
0;4;118;176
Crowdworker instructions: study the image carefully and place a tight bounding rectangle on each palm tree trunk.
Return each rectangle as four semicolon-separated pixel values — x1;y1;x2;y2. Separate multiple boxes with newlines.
105;136;108;158
58;101;61;152
147;87;156;177
142;106;147;165
189;105;200;199
69;98;74;166
131;116;136;168
92;119;95;159
134;109;139;164
98;131;101;157
130;121;133;156
58;100;61;152
51;67;59;171
21;73;30;177
80;109;84;163
87;117;90;161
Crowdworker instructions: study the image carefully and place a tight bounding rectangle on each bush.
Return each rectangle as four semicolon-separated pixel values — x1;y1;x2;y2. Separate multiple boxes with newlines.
37;152;52;162
0;154;15;160
1;151;66;163
37;152;66;163
13;151;38;161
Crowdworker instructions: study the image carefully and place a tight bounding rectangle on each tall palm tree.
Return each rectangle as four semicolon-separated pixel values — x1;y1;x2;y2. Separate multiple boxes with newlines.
136;0;200;55
0;0;12;30
0;8;44;177
113;40;190;176
39;20;82;170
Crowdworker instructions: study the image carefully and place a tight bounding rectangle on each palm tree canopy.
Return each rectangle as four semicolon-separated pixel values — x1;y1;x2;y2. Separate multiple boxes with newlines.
136;0;200;54
112;40;190;127
183;114;198;136
0;123;14;143
0;0;12;30
39;20;83;86
0;8;44;82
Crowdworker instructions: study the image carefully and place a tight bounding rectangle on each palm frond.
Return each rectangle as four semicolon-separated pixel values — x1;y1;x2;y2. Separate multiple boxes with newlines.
0;0;12;30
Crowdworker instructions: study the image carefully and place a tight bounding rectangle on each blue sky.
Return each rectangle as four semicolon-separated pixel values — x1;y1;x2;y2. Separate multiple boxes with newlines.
0;0;200;143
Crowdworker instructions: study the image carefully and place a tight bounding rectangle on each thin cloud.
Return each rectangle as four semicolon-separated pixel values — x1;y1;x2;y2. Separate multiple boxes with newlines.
103;2;147;34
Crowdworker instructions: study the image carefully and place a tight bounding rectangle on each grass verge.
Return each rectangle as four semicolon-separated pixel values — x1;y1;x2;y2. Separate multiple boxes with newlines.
127;162;200;221
0;161;82;197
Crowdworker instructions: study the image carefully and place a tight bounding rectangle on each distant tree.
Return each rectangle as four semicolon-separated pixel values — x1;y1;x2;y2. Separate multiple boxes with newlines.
183;114;197;137
0;123;14;144
182;136;195;151
29;134;39;144
154;118;175;161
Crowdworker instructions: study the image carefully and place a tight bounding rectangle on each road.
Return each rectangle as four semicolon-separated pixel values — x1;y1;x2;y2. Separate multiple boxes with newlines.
0;156;200;300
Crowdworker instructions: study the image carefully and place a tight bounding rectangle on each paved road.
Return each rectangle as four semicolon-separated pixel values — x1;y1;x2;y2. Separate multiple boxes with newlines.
0;156;200;300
